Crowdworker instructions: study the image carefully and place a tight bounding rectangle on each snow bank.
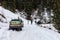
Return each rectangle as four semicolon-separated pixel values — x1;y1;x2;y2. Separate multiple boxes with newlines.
39;24;57;32
0;6;18;22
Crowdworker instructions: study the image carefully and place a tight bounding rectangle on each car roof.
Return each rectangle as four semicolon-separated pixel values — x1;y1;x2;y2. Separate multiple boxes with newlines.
11;19;22;21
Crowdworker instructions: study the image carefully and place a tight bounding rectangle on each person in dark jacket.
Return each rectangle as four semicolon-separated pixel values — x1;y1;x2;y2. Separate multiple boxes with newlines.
26;15;33;24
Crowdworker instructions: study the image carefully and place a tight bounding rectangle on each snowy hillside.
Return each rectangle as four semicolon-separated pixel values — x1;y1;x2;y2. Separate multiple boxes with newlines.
0;6;18;22
0;6;60;40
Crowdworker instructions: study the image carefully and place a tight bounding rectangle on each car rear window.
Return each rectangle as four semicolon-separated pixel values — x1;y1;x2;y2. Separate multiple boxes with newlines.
10;21;21;24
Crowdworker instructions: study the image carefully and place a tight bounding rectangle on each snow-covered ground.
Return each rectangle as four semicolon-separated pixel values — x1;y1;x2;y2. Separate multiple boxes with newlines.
0;6;60;40
0;20;60;40
0;6;18;22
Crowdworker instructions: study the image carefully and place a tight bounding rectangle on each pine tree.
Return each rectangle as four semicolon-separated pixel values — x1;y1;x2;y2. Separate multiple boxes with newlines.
53;0;60;31
1;0;16;12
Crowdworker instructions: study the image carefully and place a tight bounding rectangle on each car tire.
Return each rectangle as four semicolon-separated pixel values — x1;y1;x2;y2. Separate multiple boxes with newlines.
9;27;12;30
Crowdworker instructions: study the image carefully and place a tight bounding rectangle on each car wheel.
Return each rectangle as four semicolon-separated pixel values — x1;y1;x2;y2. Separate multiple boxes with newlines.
19;28;22;31
9;27;12;30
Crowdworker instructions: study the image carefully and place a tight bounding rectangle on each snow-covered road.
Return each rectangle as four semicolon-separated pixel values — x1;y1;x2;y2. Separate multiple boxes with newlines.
0;21;60;40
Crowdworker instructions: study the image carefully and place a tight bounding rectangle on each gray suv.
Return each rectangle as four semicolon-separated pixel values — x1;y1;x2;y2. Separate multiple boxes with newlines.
9;19;23;31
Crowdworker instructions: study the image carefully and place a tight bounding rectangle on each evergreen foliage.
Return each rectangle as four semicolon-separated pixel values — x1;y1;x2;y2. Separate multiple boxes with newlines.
1;0;16;12
53;0;60;31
